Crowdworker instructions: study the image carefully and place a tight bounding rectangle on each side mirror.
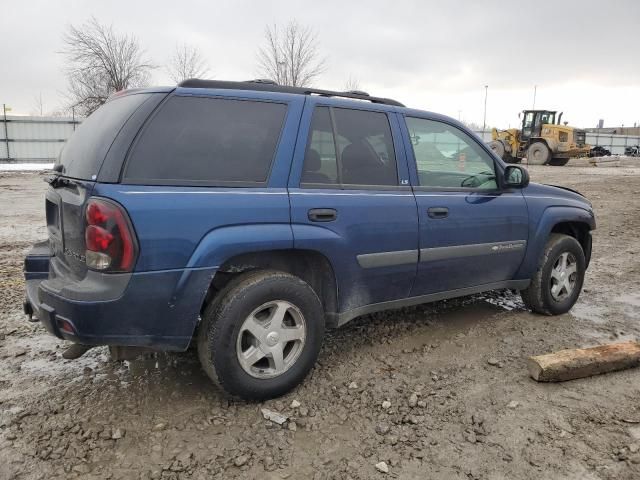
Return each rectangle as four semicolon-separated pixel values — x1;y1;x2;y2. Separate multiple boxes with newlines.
504;165;529;188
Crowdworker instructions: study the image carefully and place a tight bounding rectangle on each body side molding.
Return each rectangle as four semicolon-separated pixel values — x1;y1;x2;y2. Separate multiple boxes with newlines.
356;250;419;269
329;279;530;327
420;240;527;262
355;241;527;269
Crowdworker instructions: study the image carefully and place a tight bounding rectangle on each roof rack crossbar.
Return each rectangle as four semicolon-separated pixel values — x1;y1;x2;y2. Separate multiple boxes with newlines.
177;79;404;107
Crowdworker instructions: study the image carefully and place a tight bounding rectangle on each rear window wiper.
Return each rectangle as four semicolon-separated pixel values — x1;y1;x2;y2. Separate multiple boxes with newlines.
44;164;70;188
44;174;71;188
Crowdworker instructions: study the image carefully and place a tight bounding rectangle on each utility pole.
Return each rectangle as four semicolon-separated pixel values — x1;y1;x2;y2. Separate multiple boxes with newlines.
482;85;488;133
2;104;10;161
533;85;537;110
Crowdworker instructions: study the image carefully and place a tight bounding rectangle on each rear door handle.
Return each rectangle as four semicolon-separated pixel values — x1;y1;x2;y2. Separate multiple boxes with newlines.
308;208;337;222
427;207;449;219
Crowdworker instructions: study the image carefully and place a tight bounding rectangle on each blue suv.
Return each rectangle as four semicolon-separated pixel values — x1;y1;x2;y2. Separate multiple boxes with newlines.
24;79;595;400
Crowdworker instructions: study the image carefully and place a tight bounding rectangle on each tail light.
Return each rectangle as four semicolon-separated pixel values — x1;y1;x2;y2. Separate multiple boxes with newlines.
84;198;138;272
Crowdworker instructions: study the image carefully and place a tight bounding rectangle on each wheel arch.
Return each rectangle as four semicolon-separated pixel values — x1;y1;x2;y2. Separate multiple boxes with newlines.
516;206;595;279
200;249;339;326
550;220;593;267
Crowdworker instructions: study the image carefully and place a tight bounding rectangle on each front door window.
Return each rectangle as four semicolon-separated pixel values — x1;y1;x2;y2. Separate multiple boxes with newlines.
405;117;498;190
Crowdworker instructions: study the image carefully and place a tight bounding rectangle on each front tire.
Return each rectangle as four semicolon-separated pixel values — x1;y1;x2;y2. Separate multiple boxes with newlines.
197;270;324;400
526;142;551;165
520;234;586;315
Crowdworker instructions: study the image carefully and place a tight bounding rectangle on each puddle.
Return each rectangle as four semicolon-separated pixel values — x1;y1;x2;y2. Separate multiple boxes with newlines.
2;324;209;402
122;351;204;382
615;293;640;320
570;293;640;326
114;351;215;398
570;302;610;324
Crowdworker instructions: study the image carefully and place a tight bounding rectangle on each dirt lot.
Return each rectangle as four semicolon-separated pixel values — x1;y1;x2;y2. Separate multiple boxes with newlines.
1;162;640;480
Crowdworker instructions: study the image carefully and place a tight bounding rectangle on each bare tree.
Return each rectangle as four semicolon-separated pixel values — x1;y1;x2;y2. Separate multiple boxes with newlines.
32;93;44;116
257;20;326;87
344;76;361;92
61;17;154;116
166;43;210;84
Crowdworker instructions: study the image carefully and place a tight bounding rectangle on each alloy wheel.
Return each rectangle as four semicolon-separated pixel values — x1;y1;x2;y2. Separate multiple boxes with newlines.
236;300;307;379
549;251;578;301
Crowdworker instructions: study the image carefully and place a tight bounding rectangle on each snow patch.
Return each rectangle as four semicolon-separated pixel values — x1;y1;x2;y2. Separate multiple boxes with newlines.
0;163;53;171
19;346;110;381
9;330;111;381
477;289;525;311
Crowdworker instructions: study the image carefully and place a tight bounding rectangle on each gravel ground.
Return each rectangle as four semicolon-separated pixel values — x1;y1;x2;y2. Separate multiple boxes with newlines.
1;160;640;480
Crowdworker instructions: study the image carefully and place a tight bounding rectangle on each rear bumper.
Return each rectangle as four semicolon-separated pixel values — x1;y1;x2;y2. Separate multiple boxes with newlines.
24;245;217;351
24;282;65;339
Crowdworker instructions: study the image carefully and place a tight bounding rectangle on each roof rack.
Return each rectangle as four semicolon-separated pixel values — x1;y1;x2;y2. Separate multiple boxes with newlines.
177;79;405;107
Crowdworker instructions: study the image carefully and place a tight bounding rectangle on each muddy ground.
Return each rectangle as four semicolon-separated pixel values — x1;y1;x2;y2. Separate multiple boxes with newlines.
1;161;640;480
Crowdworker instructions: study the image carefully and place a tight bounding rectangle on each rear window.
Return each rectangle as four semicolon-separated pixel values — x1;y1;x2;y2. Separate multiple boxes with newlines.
57;93;151;180
123;96;287;185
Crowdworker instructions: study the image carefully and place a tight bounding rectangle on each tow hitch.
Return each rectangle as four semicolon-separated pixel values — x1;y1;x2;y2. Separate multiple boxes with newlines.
23;300;37;322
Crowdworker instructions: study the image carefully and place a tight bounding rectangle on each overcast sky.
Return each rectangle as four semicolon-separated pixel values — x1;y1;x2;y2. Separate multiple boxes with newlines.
2;0;639;128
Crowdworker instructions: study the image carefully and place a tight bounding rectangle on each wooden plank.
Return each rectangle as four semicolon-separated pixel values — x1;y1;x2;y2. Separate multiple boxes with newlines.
528;341;640;382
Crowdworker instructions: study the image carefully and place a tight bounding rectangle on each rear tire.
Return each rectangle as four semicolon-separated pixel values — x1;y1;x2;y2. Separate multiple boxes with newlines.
520;234;586;315
526;142;551;165
197;270;324;400
549;157;570;166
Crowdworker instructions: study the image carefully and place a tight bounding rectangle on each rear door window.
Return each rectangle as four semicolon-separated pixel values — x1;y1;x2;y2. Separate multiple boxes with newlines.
301;107;339;184
123;96;287;185
300;107;398;187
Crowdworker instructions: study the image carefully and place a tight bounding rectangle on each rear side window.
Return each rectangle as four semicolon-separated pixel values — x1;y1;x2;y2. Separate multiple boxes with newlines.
124;96;287;185
301;107;398;187
57;93;151;180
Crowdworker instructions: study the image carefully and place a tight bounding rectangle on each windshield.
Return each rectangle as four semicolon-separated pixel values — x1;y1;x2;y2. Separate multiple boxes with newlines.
56;93;151;180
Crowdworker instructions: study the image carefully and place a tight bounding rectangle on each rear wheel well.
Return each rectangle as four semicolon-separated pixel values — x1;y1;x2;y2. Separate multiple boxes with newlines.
201;249;338;321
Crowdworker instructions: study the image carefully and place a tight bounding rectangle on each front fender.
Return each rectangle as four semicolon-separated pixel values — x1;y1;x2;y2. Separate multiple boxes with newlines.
544;138;558;153
515;206;595;279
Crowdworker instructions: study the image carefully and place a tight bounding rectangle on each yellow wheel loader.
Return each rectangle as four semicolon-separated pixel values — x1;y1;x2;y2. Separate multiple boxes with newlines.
489;110;590;166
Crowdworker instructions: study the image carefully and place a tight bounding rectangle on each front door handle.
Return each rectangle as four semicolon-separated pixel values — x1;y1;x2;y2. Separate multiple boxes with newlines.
427;207;449;219
308;208;337;222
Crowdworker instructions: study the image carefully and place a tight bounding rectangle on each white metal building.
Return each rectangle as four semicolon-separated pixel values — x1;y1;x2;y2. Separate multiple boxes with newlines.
0;115;81;162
